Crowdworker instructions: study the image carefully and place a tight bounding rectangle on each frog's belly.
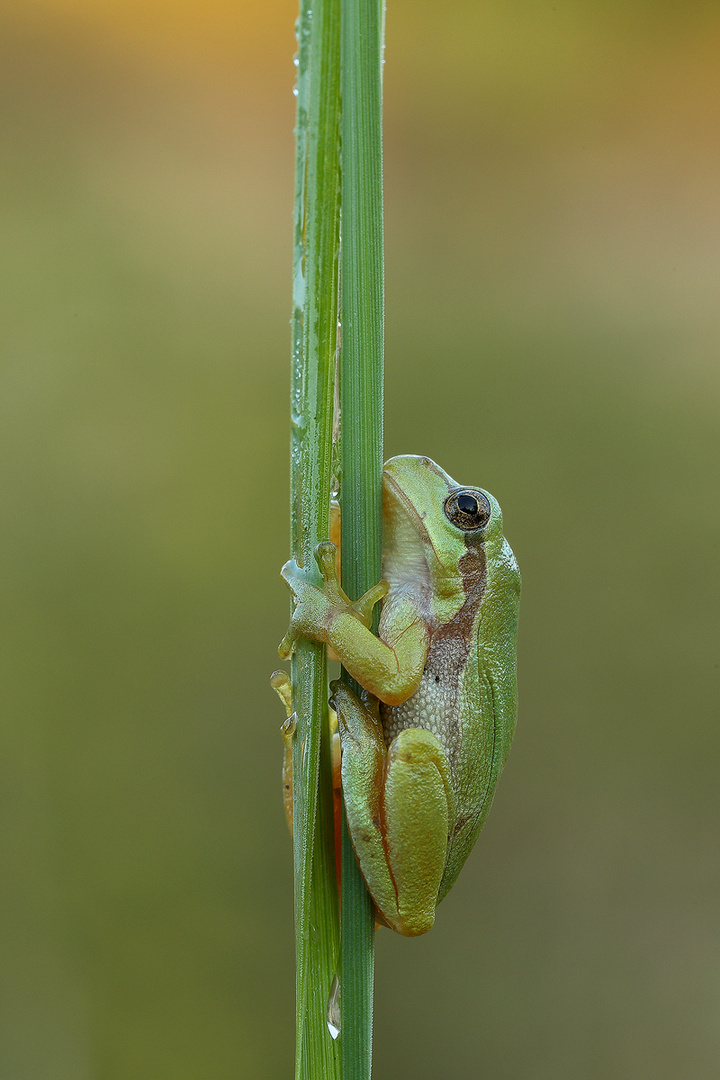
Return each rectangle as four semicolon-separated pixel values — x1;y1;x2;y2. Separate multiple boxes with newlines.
380;662;462;768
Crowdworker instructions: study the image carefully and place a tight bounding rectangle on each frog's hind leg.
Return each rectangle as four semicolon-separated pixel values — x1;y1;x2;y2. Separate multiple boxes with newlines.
331;681;454;937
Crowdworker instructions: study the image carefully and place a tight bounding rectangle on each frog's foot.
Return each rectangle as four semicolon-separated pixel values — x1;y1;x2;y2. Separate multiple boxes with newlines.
331;680;455;937
271;670;296;834
270;669;293;717
278;542;387;658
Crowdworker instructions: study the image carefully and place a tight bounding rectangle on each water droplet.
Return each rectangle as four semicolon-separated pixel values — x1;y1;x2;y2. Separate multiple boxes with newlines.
327;973;340;1039
293;55;299;67
293;86;299;97
293;263;306;308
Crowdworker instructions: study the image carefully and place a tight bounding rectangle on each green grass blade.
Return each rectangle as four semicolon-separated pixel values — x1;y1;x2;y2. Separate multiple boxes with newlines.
339;0;385;1076
291;0;342;1076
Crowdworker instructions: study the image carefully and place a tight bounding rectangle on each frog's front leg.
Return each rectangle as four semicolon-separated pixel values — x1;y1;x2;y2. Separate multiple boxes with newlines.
279;542;428;706
330;681;455;937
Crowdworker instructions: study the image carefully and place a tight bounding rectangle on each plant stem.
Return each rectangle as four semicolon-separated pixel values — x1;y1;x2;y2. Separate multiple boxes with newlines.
339;0;385;1076
291;0;342;1076
290;0;384;1072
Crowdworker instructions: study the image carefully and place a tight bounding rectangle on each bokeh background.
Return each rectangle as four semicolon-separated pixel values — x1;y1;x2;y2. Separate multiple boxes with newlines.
2;1;718;1077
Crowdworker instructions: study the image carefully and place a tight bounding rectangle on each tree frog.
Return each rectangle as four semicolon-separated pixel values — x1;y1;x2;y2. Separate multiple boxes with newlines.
279;455;520;936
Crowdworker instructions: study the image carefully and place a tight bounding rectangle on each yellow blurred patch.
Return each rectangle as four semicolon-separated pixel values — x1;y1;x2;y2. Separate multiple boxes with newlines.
14;0;297;70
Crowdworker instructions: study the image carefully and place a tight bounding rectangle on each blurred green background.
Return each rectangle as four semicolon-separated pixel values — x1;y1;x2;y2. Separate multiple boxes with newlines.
1;2;718;1077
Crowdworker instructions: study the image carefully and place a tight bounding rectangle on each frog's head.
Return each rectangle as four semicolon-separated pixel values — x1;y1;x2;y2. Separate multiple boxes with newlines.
382;455;507;618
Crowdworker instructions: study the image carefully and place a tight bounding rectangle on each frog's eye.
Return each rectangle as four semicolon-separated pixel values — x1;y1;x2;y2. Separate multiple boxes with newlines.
444;489;492;531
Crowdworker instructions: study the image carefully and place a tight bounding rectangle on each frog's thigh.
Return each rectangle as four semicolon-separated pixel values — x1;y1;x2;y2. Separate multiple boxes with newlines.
337;690;450;937
381;729;451;935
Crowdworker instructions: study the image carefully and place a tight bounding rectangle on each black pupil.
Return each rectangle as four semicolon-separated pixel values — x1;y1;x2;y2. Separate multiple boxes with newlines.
456;494;478;514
